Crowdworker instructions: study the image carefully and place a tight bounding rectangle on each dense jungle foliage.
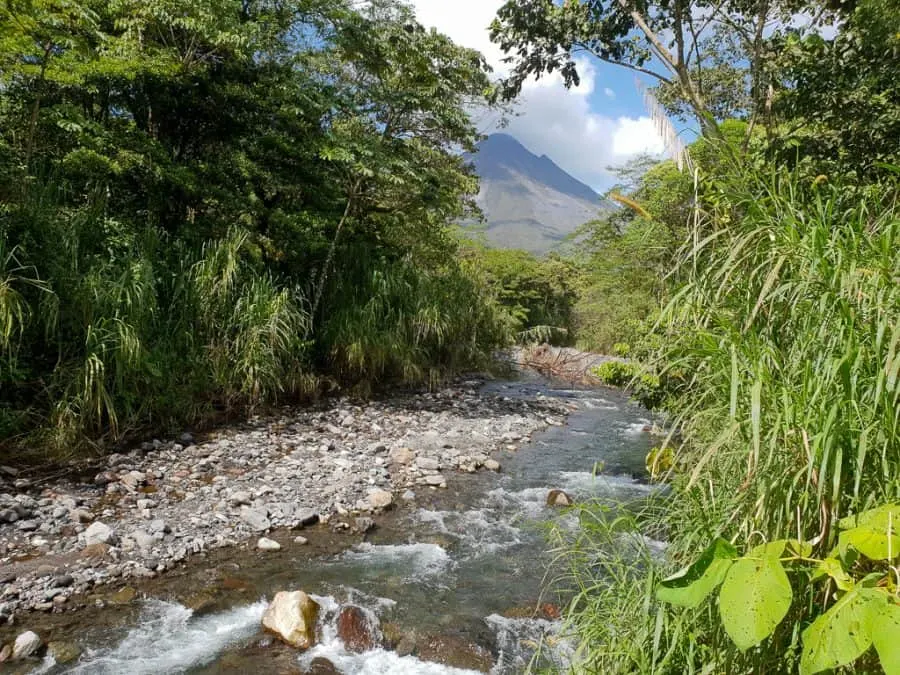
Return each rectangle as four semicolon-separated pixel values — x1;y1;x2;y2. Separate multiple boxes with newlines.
489;0;900;672
0;0;515;457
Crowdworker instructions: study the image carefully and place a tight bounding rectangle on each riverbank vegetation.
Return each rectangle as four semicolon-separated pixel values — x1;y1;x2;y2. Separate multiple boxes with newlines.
491;0;900;672
0;0;514;458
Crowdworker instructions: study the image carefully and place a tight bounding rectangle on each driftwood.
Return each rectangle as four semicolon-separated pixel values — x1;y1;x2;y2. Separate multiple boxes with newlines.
511;344;622;385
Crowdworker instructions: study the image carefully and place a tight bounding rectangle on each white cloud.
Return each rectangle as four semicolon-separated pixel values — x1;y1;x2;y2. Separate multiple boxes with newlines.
409;0;665;191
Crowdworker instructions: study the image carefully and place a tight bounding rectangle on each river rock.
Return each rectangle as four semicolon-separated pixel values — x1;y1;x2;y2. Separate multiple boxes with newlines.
131;529;156;550
261;591;319;649
415;457;440;471
483;459;501;472
241;506;271;532
0;644;10;662
306;657;340;674
82;521;116;546
388;447;415;465
11;631;41;660
229;491;253;507
417;634;493;672
353;517;375;534
546;489;574;507
47;640;81;664
257;537;281;551
425;475;446;487
336;605;381;653
366;489;393;510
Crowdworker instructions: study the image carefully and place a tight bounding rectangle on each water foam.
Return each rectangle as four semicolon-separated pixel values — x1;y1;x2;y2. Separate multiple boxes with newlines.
415;508;524;555
65;598;267;674
341;542;453;583
299;593;484;675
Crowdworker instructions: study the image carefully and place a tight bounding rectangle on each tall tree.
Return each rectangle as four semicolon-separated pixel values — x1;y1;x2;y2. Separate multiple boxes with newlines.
488;0;829;137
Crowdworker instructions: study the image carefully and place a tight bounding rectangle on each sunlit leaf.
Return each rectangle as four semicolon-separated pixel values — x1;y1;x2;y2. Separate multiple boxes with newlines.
656;538;737;608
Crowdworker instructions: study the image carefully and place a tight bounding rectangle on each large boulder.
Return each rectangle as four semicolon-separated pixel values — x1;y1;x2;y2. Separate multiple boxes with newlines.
336;605;381;653
261;591;319;649
11;631;41;660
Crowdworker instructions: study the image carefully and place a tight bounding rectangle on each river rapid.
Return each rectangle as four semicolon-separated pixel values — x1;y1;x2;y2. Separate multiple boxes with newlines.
5;373;660;674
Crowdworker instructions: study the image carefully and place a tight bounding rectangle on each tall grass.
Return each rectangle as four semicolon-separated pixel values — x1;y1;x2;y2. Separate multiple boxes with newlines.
560;167;900;672
1;192;514;458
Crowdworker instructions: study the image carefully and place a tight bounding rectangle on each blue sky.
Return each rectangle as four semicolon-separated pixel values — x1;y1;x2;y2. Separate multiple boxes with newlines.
410;0;673;192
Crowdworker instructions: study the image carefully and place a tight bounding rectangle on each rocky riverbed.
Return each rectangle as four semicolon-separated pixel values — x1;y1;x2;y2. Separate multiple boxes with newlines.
0;379;573;626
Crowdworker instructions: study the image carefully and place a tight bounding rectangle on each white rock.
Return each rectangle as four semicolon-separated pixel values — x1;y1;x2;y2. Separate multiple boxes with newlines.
11;631;41;660
229;491;253;506
366;489;393;510
293;536;308;545
484;459;501;472
241;506;271;532
261;591;320;649
257;537;281;551
82;521;116;546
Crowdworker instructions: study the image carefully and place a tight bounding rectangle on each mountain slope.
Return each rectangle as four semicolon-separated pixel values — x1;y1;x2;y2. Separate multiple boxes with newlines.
465;133;605;254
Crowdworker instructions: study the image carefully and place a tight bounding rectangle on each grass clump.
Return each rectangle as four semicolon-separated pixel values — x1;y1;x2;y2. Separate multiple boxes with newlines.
560;166;900;673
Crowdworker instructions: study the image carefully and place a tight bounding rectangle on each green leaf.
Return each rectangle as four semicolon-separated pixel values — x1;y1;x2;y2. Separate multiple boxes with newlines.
719;551;792;650
838;525;900;560
868;596;900;675
812;557;853;591
656;538;737;608
838;504;900;530
785;539;813;558
800;586;879;675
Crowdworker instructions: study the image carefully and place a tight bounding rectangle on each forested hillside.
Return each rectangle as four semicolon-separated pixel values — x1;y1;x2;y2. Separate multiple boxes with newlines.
0;0;513;457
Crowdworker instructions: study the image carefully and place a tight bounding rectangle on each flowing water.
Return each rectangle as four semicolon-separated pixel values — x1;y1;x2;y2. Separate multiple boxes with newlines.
31;375;660;674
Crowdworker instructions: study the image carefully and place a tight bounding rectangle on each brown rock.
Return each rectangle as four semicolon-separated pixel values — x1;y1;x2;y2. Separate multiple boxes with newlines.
417;634;493;673
305;657;339;674
261;591;319;650
546;489;574;507
388;447;415;465
47;640;82;664
79;542;111;560
336;605;380;653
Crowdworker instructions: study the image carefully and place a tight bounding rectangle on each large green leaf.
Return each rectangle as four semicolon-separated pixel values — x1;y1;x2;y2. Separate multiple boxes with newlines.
719;545;792;650
838;504;900;530
838;525;900;560
868;594;900;675
656;538;737;608
800;586;879;675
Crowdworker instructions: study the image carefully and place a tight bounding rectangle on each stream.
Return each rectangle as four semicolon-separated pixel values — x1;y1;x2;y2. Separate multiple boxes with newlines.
21;374;660;674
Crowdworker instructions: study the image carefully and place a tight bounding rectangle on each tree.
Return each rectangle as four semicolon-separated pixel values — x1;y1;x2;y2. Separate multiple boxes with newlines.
488;0;832;136
769;0;900;180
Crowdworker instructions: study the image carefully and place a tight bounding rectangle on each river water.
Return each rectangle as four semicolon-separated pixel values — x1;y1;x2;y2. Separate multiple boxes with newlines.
32;375;659;674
